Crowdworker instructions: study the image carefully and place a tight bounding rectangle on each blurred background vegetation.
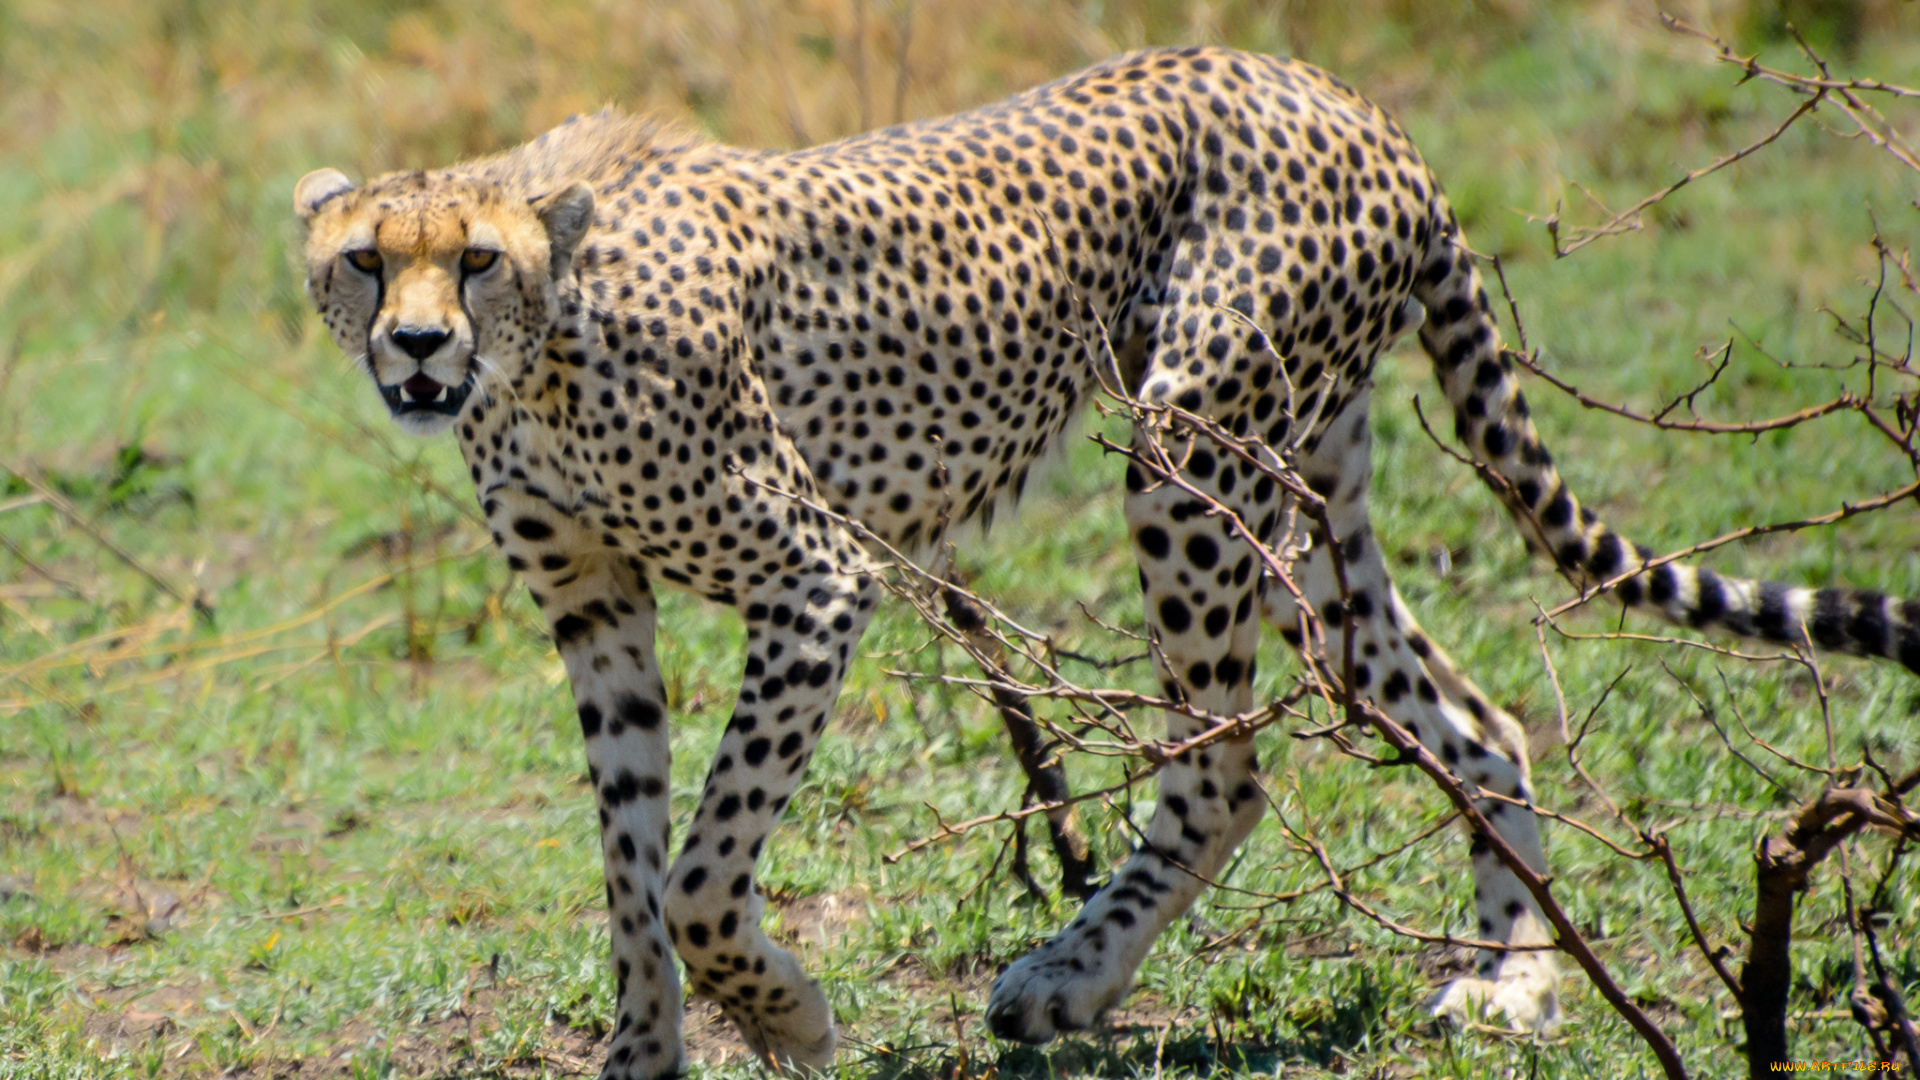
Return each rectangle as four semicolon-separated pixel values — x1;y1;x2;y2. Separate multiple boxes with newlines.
3;1;1919;1077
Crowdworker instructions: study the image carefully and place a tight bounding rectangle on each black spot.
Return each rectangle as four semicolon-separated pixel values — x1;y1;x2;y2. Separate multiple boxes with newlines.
1756;581;1793;642
1540;486;1573;528
1586;533;1625;577
1555;541;1587;571
744;737;772;766
552;614;591;646
1617;575;1644;606
1849;592;1891;656
1185;535;1219;570
1203;605;1230;636
1690;570;1727;627
1810;588;1850;648
1380;670;1410;703
1159;597;1193;633
617;694;662;730
1649;563;1678;605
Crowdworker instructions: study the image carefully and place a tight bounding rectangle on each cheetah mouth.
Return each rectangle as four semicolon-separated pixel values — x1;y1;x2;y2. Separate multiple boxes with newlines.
379;372;474;419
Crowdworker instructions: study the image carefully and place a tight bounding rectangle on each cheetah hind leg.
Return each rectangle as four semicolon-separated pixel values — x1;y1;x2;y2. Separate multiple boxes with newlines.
1405;585;1559;1031
1264;389;1560;1032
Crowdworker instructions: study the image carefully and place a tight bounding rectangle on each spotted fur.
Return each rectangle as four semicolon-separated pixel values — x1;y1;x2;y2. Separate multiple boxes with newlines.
296;47;1920;1077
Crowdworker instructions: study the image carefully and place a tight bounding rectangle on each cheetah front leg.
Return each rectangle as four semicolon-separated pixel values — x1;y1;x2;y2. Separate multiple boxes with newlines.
487;494;684;1080
663;564;880;1072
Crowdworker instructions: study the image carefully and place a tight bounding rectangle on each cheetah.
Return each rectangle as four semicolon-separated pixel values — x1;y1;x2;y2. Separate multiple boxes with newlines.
295;46;1920;1078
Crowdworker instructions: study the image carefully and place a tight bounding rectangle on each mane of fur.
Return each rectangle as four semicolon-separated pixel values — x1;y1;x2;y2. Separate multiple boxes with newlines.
470;110;708;195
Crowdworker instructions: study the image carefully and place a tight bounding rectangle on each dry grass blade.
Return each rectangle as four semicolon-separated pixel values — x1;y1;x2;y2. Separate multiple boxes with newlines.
0;459;210;619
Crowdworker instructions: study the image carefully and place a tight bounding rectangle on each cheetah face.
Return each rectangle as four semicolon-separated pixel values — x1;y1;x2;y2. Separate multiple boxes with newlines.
294;168;594;436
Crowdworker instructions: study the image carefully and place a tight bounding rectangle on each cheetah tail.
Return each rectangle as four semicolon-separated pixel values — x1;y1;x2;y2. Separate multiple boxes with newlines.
1407;220;1920;675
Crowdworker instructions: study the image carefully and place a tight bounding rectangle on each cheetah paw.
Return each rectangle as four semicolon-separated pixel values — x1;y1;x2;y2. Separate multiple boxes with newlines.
727;977;837;1075
1427;965;1561;1031
985;941;1132;1044
597;1038;685;1080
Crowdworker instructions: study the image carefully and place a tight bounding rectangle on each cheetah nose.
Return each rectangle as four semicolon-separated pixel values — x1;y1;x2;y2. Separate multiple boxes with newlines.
391;327;451;360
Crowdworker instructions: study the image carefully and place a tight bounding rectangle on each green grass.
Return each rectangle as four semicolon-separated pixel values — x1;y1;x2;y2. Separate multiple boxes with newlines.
4;2;1920;1077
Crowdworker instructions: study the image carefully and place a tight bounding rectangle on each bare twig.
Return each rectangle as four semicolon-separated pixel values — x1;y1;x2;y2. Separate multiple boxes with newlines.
1545;97;1822;257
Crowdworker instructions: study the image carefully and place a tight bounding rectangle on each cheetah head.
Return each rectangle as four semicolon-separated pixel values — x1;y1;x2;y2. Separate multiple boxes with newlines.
294;168;594;435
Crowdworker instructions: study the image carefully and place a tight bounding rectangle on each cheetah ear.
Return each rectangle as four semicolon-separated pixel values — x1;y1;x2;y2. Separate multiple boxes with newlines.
294;169;356;223
530;182;595;279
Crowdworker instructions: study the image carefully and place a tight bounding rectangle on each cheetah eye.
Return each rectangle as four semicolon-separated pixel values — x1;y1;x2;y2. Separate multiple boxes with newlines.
345;249;383;274
461;248;501;275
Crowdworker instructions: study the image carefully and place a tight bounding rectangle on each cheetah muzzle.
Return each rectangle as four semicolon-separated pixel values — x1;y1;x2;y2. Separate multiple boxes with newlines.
295;45;1920;1078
